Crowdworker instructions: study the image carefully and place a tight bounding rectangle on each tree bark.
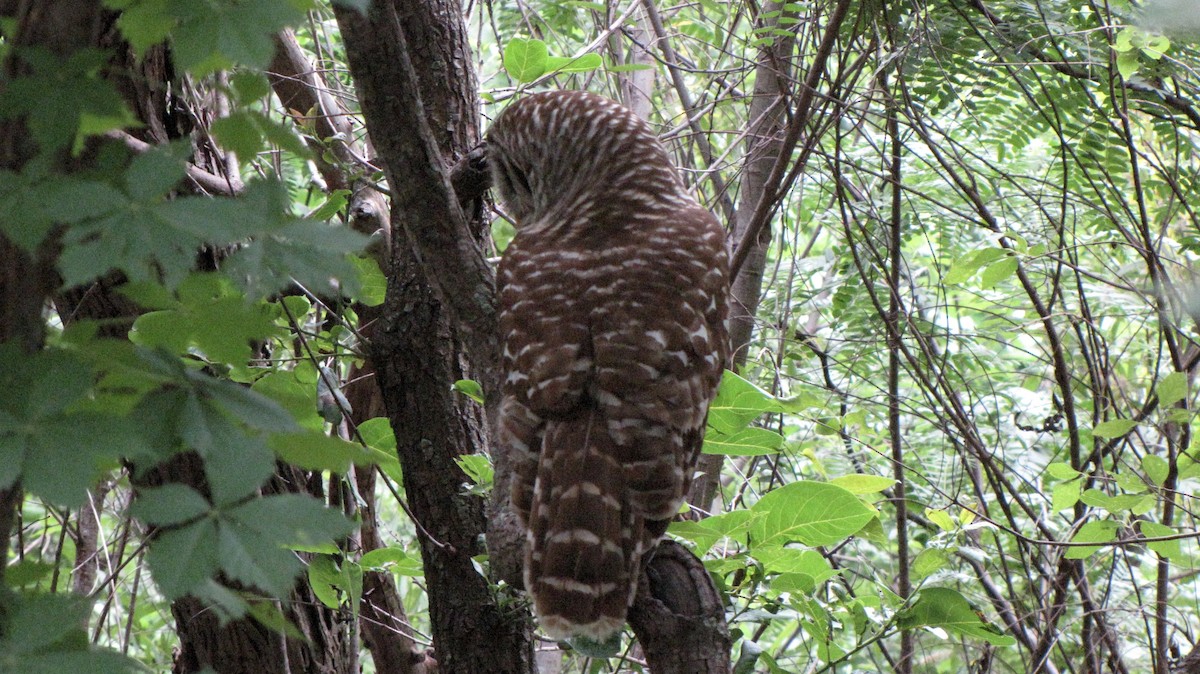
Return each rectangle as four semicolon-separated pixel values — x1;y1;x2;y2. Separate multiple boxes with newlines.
628;541;732;673
335;1;534;672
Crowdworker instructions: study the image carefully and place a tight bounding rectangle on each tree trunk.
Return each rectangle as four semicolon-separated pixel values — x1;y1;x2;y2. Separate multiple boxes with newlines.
334;1;534;671
628;542;732;674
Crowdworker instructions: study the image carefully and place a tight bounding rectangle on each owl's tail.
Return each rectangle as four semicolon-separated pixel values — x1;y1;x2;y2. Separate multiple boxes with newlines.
525;409;644;641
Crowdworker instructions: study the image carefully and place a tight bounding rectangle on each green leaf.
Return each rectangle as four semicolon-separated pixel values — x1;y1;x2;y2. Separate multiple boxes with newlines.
21;411;145;508
357;417;397;453
830;474;896;494
1157;372;1188;406
307;189;350;222
898;587;1017;646
452;379;485;404
197;374;298;433
0;48;137;152
751;481;873;547
1132;494;1158;516
200;419;275;505
668;509;753;555
0;592;89;655
1051;478;1081;511
123;140;190;201
751;547;835;583
769;572;816;594
229;493;355;552
251;367;325;432
1046;462;1080;480
1092;418;1137;439
1079;489;1144;513
1114;28;1136;52
0;650;149;674
130;484;212;526
943;248;1005;285
218;517;298;596
269;432;376;473
246;600;305;640
5;559;54;588
703;426;784;456
222;193;368;297
708;370;781;435
1140;521;1181;559
1063;520;1119;560
167;0;307;76
924;508;956;532
106;0;177;55
0;169;57;251
192;579;252;621
117;280;180;311
979;255;1018;289
212;111;266;158
454;453;494;487
356;417;401;481
607;63;656;73
911;548;950;581
544;52;603;75
1143;34;1171;59
503;38;549;83
130;275;281;366
308;555;343;608
230;70;272;102
57;180;250;289
1142;454;1169;487
211;109;308;160
1117;50;1140;79
146;518;220;598
0;593;147;670
360;547;424;576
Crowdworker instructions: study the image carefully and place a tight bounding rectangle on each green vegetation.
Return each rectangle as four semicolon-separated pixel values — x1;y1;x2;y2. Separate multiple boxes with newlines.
2;0;1199;672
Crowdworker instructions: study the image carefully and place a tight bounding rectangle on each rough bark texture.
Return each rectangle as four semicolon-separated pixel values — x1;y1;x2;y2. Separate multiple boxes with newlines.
628;541;732;673
333;2;498;375
334;1;534;672
1175;641;1200;674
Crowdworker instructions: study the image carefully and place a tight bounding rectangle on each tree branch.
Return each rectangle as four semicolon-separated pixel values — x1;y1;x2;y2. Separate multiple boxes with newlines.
334;2;498;391
628;541;731;674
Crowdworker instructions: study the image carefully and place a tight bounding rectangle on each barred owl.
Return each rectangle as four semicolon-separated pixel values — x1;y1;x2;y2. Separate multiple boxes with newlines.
488;90;729;641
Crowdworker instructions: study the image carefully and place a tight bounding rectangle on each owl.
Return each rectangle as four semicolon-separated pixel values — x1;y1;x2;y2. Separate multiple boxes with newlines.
488;90;729;642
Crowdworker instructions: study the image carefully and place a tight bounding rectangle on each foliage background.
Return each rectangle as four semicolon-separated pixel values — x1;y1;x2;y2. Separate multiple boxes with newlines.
2;0;1199;672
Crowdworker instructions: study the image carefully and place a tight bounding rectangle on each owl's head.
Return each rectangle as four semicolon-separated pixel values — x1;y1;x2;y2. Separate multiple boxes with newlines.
485;90;682;227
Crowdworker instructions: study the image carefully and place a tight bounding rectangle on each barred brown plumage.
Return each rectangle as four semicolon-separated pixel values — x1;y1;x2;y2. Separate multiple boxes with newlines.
487;90;729;641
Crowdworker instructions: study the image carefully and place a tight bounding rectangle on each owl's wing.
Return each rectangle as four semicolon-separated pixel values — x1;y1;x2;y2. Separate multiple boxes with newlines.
587;212;729;522
496;237;594;525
